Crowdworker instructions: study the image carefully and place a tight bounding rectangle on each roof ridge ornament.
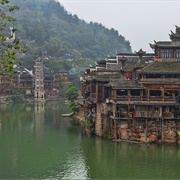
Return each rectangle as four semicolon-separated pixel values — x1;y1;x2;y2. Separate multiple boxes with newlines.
170;30;174;34
175;25;179;28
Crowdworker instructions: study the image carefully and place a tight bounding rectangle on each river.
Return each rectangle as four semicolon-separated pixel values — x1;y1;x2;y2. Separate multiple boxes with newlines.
0;101;180;179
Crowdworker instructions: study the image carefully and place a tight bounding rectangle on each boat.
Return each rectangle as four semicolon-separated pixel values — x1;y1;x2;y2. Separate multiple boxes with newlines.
62;112;74;117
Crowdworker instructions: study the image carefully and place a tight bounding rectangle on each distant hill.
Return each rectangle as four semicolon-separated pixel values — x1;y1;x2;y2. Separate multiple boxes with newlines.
10;0;132;70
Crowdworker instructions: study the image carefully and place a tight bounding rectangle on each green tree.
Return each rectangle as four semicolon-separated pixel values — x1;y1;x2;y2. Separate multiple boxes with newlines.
64;83;78;102
64;83;79;113
0;0;27;76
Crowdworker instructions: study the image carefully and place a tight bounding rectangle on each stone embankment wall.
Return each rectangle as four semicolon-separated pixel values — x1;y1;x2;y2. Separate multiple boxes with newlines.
95;102;109;137
95;103;102;136
77;104;86;119
76;102;180;144
116;119;180;144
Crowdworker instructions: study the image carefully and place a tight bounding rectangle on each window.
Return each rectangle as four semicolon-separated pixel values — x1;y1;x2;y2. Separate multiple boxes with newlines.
176;49;180;58
146;74;161;78
130;89;140;96
160;49;173;58
117;90;128;96
150;90;162;96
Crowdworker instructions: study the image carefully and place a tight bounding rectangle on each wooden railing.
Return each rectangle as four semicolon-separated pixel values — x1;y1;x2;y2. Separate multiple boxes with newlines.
135;111;159;118
135;111;174;118
115;96;177;102
162;112;174;118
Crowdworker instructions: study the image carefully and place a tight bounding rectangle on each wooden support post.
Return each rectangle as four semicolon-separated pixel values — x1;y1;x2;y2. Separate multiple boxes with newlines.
112;103;117;139
102;83;104;99
113;89;117;99
156;118;158;136
159;106;162;118
145;118;147;142
162;87;164;102
113;103;116;118
128;90;130;102
96;83;98;100
148;87;150;102
114;119;117;139
161;118;164;143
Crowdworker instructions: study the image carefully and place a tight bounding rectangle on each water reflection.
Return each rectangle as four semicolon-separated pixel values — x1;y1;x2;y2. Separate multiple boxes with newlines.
34;102;45;141
81;137;180;179
0;102;90;179
0;102;180;179
42;146;90;179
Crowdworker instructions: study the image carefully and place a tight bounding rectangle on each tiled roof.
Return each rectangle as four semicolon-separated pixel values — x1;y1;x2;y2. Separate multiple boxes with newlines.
138;61;180;73
97;60;106;65
150;41;180;48
84;72;123;82
105;80;143;89
139;78;180;84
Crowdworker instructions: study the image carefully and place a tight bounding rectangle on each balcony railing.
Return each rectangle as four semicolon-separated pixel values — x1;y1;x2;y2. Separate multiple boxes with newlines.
135;111;160;118
135;111;174;119
162;112;174;118
115;96;177;102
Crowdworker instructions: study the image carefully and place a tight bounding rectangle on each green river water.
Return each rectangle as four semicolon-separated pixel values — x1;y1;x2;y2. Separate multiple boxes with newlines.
0;101;180;179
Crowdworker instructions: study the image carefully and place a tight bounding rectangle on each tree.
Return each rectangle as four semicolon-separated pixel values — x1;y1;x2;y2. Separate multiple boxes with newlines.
0;0;27;76
64;83;78;102
64;83;79;113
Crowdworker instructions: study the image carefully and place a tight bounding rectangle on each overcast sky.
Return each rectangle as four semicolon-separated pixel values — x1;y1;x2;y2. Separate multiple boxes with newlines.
58;0;180;53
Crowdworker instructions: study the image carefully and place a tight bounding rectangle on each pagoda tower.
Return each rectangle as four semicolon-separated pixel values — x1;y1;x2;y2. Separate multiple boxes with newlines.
34;57;45;101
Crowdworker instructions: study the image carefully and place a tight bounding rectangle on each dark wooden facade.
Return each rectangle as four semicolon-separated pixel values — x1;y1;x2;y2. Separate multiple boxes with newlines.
0;68;69;97
80;26;180;144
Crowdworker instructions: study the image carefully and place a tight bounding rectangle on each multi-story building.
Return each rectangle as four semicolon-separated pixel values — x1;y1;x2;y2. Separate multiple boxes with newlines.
34;57;45;100
0;64;69;98
80;26;180;144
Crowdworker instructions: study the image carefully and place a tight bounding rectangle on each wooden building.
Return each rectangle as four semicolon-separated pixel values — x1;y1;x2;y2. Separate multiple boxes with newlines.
0;67;69;97
80;26;180;144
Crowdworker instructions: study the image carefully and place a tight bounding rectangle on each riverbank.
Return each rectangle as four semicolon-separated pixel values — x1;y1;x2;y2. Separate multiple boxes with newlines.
72;114;92;136
0;94;65;104
74;104;180;145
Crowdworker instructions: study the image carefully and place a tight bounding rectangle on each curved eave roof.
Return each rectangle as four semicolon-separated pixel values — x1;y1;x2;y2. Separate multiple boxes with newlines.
138;61;180;74
150;41;180;48
139;78;180;84
105;80;144;89
169;34;180;39
97;60;106;65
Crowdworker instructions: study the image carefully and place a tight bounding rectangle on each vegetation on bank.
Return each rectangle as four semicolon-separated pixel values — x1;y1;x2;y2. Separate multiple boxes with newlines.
64;83;79;113
0;0;27;76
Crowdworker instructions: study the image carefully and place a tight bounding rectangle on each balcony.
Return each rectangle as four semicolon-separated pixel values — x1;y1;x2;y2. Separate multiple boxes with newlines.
114;95;177;103
135;111;174;119
135;111;159;118
162;112;174;119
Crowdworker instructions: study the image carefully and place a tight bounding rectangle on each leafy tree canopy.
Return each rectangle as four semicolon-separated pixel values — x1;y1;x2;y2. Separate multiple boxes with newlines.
0;0;27;76
9;0;131;71
64;83;79;102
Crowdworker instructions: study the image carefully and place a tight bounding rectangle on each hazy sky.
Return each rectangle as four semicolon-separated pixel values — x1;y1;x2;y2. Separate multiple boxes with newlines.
59;0;180;53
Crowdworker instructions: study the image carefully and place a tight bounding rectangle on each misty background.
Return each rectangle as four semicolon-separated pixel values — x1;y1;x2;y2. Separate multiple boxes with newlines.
60;0;180;52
